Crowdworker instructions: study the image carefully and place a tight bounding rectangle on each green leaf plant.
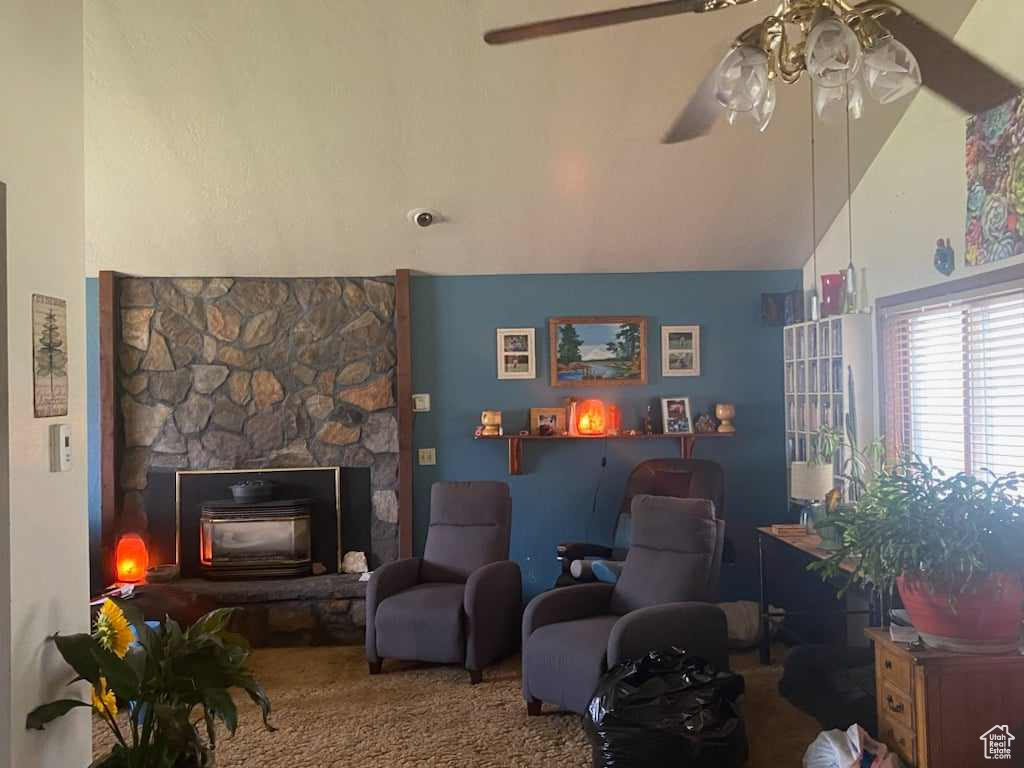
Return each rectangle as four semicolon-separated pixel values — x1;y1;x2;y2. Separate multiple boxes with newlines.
26;601;274;768
811;454;1024;601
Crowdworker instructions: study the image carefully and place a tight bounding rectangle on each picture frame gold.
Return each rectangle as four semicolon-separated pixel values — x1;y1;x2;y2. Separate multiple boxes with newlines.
548;315;647;388
529;407;567;436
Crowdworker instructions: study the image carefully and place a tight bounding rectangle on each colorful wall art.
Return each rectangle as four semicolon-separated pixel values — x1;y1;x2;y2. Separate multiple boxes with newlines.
966;93;1024;267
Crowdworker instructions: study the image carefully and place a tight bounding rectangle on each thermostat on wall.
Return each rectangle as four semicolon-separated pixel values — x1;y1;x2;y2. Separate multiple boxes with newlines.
49;423;71;472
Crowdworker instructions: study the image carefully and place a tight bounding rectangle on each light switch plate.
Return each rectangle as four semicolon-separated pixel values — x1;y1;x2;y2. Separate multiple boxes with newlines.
412;393;431;412
418;448;436;466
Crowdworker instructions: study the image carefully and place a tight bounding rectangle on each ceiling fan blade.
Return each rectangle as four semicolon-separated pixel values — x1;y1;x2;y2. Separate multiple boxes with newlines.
662;64;721;143
885;7;1021;115
483;1;703;45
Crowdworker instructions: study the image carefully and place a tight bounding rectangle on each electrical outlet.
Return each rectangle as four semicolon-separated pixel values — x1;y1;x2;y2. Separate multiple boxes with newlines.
418;448;436;466
412;393;431;412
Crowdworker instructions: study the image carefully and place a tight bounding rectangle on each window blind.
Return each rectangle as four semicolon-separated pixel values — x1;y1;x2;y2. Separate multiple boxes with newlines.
882;283;1024;476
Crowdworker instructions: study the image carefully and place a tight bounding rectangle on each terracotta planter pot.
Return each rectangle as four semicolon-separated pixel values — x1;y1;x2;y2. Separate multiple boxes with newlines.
897;572;1024;654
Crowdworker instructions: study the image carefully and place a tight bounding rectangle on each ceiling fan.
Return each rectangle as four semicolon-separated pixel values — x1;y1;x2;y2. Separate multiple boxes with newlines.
484;0;1021;144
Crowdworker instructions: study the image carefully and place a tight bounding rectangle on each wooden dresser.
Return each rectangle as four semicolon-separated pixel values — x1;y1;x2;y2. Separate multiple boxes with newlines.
866;628;1024;767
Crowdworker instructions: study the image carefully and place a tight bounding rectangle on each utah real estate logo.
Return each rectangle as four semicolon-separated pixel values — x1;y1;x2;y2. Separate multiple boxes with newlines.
980;725;1014;760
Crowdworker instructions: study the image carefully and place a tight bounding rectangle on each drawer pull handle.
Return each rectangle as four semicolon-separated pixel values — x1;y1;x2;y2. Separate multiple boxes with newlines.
884;659;893;670
886;695;904;714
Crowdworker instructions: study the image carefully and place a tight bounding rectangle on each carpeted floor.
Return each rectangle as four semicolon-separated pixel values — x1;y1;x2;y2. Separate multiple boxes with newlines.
95;646;819;766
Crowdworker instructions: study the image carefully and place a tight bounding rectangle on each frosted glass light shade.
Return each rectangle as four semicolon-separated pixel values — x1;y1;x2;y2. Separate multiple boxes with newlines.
813;78;864;123
863;37;922;104
806;18;862;88
715;45;771;113
754;80;777;131
728;80;777;131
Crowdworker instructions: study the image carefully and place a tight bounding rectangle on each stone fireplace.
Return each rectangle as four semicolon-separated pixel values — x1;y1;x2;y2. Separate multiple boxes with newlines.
109;276;401;645
115;276;399;568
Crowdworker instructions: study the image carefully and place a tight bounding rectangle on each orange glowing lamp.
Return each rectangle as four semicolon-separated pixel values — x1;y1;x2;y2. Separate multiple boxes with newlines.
577;399;607;436
115;533;149;583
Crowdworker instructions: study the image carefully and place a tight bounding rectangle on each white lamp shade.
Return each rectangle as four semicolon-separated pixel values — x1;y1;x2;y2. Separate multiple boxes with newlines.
790;461;835;501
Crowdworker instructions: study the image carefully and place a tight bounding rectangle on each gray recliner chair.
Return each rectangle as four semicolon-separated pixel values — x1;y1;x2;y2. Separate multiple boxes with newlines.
366;481;522;684
522;494;728;715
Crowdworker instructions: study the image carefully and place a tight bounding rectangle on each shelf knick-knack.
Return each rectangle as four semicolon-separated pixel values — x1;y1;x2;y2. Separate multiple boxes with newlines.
715;403;736;434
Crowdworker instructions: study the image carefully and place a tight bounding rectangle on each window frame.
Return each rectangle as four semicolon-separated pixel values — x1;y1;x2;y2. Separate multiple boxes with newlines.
876;263;1024;471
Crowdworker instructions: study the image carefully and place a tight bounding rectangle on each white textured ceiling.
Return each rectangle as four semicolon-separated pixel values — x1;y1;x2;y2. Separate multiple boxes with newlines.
85;0;978;276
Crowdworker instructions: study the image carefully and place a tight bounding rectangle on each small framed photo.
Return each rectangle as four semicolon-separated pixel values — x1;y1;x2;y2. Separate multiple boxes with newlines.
530;407;567;436
661;397;694;435
661;325;700;377
497;328;536;380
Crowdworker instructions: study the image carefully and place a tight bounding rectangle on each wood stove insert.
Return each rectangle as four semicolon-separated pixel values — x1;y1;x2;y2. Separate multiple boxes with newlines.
200;498;313;579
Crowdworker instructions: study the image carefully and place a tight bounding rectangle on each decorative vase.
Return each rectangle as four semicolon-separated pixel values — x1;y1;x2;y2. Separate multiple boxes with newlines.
820;273;844;317
607;405;621;436
813;502;847;551
715;403;736;433
897;572;1024;654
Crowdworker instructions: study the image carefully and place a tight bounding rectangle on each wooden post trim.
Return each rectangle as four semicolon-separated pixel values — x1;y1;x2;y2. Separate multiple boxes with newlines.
98;271;120;585
395;269;414;559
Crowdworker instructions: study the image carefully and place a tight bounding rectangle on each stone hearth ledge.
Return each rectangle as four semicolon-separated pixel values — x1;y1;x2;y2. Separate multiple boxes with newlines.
137;573;367;647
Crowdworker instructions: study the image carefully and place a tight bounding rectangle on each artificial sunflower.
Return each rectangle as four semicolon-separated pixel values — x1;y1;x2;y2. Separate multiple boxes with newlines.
93;599;133;658
92;677;117;718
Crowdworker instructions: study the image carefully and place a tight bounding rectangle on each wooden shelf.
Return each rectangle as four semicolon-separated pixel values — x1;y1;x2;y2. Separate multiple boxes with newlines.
475;432;735;475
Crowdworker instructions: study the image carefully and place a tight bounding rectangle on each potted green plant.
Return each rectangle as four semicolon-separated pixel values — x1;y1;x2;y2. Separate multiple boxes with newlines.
813;457;1024;654
27;599;274;767
812;425;885;551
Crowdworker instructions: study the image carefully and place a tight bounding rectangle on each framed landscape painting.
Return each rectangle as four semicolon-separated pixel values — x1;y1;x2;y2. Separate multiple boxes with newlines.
548;316;647;387
661;325;701;377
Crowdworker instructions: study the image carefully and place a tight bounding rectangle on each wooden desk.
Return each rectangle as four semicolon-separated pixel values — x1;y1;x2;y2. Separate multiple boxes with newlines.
756;526;884;665
866;627;1024;767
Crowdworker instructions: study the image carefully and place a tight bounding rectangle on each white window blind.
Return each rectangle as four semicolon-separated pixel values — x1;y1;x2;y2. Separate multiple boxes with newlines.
882;284;1024;476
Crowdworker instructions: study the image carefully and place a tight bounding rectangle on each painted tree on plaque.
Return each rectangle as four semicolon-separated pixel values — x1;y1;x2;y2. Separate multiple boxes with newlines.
35;308;67;394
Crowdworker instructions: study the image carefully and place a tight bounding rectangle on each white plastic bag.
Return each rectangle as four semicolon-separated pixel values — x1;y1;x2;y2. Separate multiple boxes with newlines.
803;724;903;768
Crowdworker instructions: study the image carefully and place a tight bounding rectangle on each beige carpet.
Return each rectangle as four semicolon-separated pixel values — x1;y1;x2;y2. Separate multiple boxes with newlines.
95;647;819;767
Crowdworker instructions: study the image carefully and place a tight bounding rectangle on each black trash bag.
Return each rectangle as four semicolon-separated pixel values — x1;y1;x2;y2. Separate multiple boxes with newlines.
583;648;749;768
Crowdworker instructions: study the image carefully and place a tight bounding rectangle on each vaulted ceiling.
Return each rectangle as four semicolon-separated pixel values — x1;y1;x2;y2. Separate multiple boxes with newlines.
85;0;980;276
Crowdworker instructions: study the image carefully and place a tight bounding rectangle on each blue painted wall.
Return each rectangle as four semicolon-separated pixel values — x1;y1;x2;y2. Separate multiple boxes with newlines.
87;277;102;592
411;271;799;599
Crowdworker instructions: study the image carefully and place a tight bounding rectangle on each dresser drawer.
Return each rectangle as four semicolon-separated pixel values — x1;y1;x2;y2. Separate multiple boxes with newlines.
880;680;914;731
878;645;913;694
879;714;916;766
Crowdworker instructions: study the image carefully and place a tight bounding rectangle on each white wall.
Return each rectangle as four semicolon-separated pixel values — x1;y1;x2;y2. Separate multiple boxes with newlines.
0;2;89;767
805;0;1024;298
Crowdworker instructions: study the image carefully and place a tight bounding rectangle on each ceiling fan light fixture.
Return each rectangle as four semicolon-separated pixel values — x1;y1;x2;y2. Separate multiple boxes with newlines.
714;45;771;113
862;36;923;105
813;77;863;123
753;79;777;131
805;17;863;89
